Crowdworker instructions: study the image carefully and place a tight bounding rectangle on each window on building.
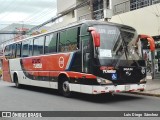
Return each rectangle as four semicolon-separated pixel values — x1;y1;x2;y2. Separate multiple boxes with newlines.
45;33;57;54
152;0;160;4
33;36;44;56
93;0;104;20
130;0;150;11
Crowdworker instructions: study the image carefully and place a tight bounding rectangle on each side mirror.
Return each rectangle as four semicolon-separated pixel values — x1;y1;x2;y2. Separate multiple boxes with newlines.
136;34;155;52
88;27;100;47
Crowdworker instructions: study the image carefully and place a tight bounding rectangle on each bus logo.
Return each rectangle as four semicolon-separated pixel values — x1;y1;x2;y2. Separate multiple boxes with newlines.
59;57;64;68
126;71;131;76
103;70;116;73
33;63;42;68
32;59;42;68
123;68;133;71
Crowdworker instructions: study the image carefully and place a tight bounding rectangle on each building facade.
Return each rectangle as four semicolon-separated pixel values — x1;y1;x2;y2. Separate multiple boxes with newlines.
53;0;160;78
54;0;160;35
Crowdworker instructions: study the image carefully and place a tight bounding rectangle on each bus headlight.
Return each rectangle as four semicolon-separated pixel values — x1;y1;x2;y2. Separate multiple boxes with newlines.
97;77;113;84
140;78;146;83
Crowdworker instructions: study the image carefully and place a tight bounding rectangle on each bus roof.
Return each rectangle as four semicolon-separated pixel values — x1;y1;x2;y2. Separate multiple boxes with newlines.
4;20;136;46
57;20;136;32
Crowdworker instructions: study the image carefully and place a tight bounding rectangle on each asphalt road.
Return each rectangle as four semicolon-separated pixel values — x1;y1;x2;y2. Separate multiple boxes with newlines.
0;80;160;120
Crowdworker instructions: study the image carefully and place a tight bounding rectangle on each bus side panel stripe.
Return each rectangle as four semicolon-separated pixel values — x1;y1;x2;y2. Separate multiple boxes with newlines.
65;52;75;71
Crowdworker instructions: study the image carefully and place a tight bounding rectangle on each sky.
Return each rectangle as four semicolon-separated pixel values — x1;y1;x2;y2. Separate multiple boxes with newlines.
0;0;57;29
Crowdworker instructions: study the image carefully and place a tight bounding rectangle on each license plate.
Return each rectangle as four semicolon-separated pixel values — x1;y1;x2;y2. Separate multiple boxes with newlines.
125;85;130;91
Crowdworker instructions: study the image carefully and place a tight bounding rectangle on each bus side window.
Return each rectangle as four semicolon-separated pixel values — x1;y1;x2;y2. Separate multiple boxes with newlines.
45;33;57;54
8;44;12;59
77;27;80;49
4;45;10;59
33;36;44;56
45;34;52;54
80;24;90;50
16;42;21;58
11;44;16;59
29;39;33;56
66;27;79;51
22;40;29;57
59;31;66;52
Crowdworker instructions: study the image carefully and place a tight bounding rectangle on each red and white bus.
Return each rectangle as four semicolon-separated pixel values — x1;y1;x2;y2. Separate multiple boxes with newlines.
2;20;155;97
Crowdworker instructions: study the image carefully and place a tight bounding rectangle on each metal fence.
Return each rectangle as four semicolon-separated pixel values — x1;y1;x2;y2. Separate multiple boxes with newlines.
114;0;160;15
114;1;130;15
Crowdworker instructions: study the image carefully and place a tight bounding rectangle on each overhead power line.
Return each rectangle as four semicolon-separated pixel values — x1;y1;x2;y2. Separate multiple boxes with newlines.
0;0;90;45
0;31;25;34
27;0;90;33
25;8;57;23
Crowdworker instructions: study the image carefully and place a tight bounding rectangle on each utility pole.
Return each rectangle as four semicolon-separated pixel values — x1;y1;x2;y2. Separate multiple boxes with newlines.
103;0;107;21
103;0;112;21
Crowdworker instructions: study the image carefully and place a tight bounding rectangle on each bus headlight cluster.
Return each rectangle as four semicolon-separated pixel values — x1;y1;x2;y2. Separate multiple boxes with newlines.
140;78;146;83
97;77;113;84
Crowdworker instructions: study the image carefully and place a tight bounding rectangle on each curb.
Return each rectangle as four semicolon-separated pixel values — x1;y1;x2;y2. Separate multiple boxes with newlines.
129;92;160;97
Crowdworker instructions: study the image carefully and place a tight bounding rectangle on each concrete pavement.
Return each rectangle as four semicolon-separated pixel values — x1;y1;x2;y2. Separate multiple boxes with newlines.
131;78;160;97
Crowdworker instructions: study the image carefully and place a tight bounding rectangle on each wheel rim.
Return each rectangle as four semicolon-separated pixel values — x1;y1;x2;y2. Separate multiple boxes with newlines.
62;81;70;92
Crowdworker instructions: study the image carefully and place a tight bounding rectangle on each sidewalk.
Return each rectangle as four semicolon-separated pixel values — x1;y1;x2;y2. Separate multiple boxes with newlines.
132;78;160;97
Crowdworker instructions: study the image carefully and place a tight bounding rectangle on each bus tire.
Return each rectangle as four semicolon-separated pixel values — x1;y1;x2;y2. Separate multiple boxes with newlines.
59;77;72;97
14;74;21;88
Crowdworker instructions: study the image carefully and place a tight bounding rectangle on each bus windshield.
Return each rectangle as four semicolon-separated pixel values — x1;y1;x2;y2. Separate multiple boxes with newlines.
94;25;141;62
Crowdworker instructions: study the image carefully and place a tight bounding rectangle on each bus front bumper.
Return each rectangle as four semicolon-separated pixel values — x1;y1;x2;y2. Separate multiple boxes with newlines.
92;84;146;94
69;83;146;94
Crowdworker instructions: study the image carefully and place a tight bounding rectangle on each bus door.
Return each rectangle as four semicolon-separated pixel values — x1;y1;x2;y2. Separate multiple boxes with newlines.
82;38;89;73
81;33;94;74
81;26;99;74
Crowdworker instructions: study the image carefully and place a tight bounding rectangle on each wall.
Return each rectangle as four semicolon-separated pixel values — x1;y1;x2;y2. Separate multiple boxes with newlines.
57;0;77;13
51;0;87;30
110;3;160;36
77;4;91;21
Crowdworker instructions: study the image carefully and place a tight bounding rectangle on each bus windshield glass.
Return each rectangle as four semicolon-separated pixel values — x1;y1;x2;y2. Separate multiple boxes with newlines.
94;25;141;62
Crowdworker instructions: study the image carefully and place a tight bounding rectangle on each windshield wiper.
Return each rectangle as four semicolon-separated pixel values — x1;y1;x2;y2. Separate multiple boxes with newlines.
121;34;140;67
114;37;128;69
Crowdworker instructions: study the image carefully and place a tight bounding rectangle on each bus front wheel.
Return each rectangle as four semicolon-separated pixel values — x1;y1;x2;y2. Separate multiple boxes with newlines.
59;77;72;97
